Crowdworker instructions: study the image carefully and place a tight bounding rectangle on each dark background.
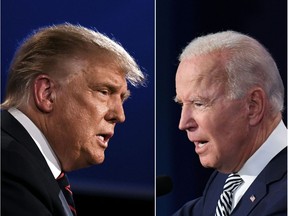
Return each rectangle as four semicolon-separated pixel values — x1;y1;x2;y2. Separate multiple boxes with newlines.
1;1;154;215
156;0;287;215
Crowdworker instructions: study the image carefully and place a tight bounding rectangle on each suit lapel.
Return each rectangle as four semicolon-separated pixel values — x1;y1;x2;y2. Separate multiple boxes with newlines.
202;171;228;215
232;147;287;215
1;110;47;167
232;178;266;215
1;110;72;216
202;147;286;216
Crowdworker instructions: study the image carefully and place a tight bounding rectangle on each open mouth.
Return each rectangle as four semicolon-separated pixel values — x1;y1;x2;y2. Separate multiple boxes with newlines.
194;141;208;148
97;135;106;142
97;133;113;145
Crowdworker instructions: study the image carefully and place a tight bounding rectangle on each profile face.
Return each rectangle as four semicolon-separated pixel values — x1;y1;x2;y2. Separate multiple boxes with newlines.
175;54;251;173
49;54;130;171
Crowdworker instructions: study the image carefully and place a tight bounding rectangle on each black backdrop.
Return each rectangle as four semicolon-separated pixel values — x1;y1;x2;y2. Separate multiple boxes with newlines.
156;0;287;215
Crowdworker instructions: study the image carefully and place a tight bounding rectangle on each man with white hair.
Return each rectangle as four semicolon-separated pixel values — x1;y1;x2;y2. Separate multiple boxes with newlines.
173;31;286;215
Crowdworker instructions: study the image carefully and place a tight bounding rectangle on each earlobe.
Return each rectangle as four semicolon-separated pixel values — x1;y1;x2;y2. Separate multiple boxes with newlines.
33;75;55;113
248;88;265;126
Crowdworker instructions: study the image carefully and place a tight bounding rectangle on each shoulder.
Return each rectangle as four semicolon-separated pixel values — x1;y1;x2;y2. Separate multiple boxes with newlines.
172;170;225;216
1;132;64;215
172;197;202;216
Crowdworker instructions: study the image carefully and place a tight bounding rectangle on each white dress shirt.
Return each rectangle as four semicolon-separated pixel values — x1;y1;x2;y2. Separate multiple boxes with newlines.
8;108;61;179
231;120;287;210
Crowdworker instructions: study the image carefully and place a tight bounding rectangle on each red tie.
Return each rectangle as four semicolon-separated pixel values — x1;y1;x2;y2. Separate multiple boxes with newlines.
57;172;77;216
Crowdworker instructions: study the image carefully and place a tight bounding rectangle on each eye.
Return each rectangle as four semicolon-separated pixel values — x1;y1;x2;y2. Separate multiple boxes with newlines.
99;89;110;96
193;100;207;109
194;102;204;107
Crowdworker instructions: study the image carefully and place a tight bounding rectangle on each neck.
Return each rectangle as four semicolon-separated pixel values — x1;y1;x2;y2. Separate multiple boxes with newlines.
253;112;282;150
230;112;282;173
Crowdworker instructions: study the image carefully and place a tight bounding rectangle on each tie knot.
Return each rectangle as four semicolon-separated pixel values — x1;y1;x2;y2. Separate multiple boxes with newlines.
57;172;69;187
223;173;243;192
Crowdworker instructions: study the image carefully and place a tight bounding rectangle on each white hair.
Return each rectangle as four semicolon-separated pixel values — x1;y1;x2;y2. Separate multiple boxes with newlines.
179;30;284;113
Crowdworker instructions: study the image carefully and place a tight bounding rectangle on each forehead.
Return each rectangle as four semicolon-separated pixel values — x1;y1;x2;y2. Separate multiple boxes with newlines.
176;54;226;81
86;63;127;88
176;55;227;98
58;54;127;88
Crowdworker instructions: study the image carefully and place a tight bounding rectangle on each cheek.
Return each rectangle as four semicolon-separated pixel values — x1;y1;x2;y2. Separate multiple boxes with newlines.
202;103;248;140
217;101;248;125
53;103;93;137
95;104;109;115
54;89;110;139
223;106;249;135
65;94;108;123
211;111;249;153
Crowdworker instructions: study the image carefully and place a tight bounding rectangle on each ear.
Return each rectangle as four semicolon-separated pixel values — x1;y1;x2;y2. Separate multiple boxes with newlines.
247;88;266;126
33;75;56;113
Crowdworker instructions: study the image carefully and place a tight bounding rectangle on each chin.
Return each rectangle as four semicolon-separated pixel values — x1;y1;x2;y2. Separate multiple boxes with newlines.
93;154;105;164
199;159;216;170
201;163;213;169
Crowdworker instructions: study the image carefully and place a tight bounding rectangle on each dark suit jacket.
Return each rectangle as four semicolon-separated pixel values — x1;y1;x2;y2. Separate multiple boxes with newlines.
173;147;287;216
1;110;72;216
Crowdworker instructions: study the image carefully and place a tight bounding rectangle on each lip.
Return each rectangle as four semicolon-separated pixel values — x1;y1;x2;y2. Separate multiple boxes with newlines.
97;132;113;148
193;140;209;154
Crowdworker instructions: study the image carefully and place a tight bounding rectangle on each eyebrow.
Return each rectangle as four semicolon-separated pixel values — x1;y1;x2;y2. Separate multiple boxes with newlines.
122;90;131;101
104;82;131;102
173;96;182;104
88;80;130;100
173;95;211;104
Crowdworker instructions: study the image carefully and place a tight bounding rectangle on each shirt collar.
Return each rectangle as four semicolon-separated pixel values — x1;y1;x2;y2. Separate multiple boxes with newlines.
8;108;61;179
238;120;287;180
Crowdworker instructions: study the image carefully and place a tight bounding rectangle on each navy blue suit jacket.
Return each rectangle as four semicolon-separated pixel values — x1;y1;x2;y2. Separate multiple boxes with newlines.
1;110;73;216
173;147;287;216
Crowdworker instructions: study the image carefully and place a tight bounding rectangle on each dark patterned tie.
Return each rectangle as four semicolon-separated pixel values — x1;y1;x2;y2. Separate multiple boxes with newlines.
215;173;243;216
57;172;77;216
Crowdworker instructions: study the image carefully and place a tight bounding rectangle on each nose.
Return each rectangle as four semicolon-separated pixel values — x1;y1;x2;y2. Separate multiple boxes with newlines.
106;98;126;124
178;104;197;131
